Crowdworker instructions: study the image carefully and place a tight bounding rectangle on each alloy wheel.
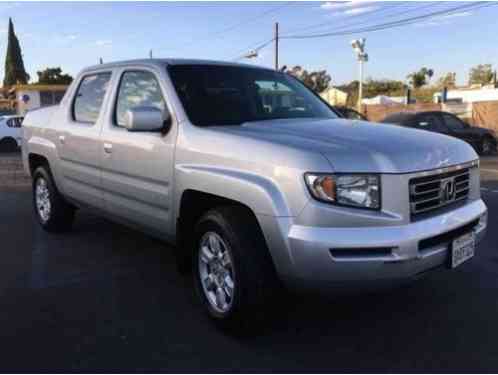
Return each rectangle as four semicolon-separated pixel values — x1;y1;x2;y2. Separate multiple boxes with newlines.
198;231;235;314
35;177;51;222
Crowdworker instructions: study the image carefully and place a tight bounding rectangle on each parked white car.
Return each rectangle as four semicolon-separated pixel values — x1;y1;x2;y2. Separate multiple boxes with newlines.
0;115;23;152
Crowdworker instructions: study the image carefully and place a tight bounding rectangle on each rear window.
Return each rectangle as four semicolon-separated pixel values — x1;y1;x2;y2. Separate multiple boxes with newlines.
72;72;112;123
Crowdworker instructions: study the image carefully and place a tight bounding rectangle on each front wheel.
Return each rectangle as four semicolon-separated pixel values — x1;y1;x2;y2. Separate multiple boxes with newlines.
32;166;75;232
192;206;280;331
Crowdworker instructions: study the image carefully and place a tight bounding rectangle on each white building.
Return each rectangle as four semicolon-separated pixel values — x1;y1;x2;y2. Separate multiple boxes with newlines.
362;95;407;105
434;86;498;103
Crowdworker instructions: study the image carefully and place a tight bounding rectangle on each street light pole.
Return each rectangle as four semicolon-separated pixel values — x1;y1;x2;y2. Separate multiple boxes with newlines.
351;38;368;112
274;22;279;71
358;58;364;112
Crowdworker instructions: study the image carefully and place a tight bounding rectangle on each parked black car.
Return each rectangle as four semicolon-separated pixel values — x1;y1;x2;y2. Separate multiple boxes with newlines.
334;106;368;121
382;111;497;155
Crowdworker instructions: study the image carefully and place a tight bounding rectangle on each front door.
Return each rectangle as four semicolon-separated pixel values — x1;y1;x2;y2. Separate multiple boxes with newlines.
100;68;177;237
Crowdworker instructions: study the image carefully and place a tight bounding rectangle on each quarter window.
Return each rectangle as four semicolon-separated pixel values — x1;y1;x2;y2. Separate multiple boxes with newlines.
73;73;112;123
115;71;166;127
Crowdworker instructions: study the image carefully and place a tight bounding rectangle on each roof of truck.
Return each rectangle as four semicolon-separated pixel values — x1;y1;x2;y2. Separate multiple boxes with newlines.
84;58;272;73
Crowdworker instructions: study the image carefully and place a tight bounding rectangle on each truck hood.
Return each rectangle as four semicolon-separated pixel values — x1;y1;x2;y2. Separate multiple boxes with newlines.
212;118;478;173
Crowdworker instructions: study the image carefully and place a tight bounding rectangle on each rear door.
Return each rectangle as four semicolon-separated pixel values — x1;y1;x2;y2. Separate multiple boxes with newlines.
414;113;450;135
100;66;177;237
57;71;112;208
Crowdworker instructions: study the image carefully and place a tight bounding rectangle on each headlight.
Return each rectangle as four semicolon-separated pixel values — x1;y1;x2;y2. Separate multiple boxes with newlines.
304;173;380;210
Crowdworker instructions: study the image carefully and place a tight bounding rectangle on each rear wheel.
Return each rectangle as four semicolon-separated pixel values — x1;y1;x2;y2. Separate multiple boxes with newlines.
192;206;280;332
32;166;75;232
0;137;18;152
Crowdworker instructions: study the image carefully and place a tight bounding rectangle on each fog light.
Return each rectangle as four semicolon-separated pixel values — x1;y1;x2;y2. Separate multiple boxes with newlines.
477;211;488;231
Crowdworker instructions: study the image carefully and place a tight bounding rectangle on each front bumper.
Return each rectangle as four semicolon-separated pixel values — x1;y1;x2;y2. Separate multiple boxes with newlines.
264;199;487;290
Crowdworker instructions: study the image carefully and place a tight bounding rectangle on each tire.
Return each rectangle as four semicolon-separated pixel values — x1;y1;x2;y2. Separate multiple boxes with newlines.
32;166;75;233
0;137;18;153
192;206;280;332
479;136;495;156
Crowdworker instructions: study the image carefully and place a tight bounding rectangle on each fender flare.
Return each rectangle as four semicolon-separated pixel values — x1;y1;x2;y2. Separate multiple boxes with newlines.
175;164;292;218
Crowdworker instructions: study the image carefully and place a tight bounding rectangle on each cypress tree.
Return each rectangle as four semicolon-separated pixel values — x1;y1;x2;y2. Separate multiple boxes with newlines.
3;18;29;87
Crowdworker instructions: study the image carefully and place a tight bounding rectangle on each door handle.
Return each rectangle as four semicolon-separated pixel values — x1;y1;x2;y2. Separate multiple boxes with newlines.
103;143;113;154
58;135;65;144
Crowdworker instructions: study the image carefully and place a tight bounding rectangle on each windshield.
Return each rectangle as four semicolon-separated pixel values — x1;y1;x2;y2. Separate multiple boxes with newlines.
168;64;338;126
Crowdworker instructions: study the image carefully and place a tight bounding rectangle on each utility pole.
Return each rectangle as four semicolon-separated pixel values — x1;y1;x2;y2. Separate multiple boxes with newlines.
149;49;153;59
274;22;279;71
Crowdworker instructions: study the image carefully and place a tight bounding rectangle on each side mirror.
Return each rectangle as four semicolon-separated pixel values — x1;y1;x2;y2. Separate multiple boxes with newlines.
124;106;167;132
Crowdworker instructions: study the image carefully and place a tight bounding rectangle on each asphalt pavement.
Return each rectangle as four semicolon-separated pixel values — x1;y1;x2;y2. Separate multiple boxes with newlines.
0;157;497;372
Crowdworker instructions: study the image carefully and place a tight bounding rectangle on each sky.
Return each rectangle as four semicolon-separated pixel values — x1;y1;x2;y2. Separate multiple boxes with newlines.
0;1;497;86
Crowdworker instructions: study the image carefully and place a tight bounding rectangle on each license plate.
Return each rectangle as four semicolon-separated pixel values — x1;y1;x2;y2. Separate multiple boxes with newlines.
451;232;475;269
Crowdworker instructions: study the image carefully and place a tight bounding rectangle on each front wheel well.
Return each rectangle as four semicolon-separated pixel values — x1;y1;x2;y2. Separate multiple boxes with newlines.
175;190;268;272
484;134;497;144
28;153;50;176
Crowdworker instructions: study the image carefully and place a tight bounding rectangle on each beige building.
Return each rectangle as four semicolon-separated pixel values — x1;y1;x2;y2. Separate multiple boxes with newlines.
6;84;68;115
319;87;348;106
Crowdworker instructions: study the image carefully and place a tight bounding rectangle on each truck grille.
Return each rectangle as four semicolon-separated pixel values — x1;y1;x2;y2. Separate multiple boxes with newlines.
409;167;470;216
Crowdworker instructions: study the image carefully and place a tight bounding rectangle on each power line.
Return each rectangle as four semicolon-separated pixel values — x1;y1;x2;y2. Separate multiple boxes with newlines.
285;2;443;36
282;1;411;35
232;2;441;64
211;1;292;37
174;1;293;53
231;2;402;61
232;38;275;61
281;2;494;40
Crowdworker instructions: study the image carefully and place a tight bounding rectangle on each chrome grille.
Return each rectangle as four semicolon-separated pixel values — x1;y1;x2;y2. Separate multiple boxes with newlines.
409;167;470;216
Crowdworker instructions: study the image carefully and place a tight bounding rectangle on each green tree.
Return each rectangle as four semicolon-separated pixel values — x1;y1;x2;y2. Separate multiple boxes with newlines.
36;67;73;85
286;65;331;93
3;18;29;86
468;64;493;86
407;67;434;89
437;72;456;89
363;78;406;98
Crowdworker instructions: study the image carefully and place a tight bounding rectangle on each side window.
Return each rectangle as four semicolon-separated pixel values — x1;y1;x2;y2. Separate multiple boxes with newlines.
417;114;447;132
115;71;166;127
442;113;466;130
73;73;112;123
6;119;14;128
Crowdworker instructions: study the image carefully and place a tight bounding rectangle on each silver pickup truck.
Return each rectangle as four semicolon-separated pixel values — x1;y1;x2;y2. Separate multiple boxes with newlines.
22;59;487;329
